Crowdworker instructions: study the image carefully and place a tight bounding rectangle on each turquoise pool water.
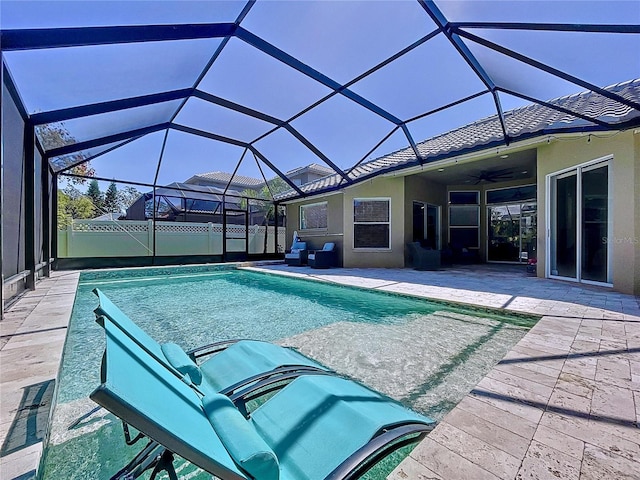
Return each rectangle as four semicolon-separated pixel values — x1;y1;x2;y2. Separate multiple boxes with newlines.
39;265;538;479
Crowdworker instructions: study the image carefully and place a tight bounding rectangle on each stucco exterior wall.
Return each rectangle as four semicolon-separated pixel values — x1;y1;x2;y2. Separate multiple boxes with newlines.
286;193;344;265
537;130;639;295
636;132;640;295
343;176;406;268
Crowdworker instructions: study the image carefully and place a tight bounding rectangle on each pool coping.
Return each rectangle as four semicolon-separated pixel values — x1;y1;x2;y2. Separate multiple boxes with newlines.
1;263;639;479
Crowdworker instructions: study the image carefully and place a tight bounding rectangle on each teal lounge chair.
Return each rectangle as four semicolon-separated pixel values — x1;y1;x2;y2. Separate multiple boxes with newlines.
93;289;329;400
91;313;436;480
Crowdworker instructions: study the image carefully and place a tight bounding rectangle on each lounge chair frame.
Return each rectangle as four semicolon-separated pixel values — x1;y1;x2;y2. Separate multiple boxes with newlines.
90;290;435;480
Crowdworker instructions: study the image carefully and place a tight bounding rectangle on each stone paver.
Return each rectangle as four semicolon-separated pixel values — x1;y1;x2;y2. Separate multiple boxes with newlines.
0;272;79;480
3;263;640;479
249;264;640;480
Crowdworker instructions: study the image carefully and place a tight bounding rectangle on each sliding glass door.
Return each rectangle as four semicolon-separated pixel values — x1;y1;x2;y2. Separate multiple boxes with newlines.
486;185;537;263
412;202;440;249
550;172;578;278
487;203;537;263
581;164;609;282
548;158;611;285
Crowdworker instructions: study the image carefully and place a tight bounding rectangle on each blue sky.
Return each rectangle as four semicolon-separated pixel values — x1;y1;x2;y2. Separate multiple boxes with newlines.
2;0;639;191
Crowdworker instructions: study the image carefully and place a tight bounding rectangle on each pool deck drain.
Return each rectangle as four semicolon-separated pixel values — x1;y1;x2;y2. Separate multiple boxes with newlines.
1;264;639;479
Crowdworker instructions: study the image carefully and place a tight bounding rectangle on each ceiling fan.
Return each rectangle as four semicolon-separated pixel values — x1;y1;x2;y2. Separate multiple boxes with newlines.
468;168;514;184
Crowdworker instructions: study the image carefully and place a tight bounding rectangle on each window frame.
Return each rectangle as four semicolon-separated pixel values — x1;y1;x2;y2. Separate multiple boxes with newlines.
448;190;480;249
352;197;391;250
299;201;328;230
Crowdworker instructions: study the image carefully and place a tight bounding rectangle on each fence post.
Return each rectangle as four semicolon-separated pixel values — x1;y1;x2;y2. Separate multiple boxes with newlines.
208;223;213;254
67;222;73;257
147;219;154;256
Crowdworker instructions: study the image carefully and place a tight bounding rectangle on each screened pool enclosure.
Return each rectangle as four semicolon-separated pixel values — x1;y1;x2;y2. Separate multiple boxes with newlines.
2;1;639;308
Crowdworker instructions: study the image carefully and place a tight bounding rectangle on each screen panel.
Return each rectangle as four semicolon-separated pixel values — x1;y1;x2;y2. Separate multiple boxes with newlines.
241;0;437;83
290;93;395;169
0;1;247;28
199;38;331;120
174;97;274;143
4;38;221;114
351;34;487;121
462;29;640;91
155;129;247;187
436;0;639;24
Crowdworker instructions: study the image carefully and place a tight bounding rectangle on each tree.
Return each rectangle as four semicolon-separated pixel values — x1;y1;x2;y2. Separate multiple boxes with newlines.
57;191;95;228
86;179;104;212
103;181;120;213
36;122;95;185
241;177;290;253
118;186;142;212
62;184;83;200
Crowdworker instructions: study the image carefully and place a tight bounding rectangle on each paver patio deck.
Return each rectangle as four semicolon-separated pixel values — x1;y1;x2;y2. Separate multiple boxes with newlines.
1;264;639;479
251;264;640;480
0;271;80;480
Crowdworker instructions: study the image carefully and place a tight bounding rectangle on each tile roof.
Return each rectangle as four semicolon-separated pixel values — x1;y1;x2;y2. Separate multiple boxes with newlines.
285;163;335;177
188;171;264;188
277;78;640;201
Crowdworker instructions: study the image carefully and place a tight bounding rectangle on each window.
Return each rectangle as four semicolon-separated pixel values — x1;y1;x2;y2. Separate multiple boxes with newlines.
449;191;479;248
486;185;536;204
353;198;390;249
449;191;479;205
300;201;327;229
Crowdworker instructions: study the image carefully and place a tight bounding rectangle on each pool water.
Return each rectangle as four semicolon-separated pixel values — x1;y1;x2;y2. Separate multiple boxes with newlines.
39;266;538;480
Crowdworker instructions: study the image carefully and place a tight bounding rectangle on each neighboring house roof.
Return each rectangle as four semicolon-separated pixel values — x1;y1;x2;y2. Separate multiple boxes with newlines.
92;212;121;221
185;171;264;189
285;163;335;177
147;182;243;200
277;78;640;201
187;164;337;192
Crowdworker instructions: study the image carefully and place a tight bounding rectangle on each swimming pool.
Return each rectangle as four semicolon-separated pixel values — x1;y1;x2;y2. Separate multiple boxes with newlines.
39;265;538;479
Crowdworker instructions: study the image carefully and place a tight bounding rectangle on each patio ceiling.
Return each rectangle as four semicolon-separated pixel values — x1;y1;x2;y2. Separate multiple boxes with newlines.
414;148;537;186
1;0;639;201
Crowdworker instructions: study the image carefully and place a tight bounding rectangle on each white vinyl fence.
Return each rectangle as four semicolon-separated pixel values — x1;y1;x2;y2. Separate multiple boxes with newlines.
57;220;286;258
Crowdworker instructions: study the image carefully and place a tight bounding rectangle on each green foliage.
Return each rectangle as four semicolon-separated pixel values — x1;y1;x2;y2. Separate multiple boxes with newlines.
103;181;120;213
86;179;104;212
241;176;291;202
36;123;95;185
57;191;95;228
265;176;289;197
239;176;289;253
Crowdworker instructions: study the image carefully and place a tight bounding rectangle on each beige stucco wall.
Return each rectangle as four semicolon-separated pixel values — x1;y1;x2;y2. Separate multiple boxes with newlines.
286;193;345;265
285;177;406;268
636;132;640;295
342;176;406;268
537;130;639;295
